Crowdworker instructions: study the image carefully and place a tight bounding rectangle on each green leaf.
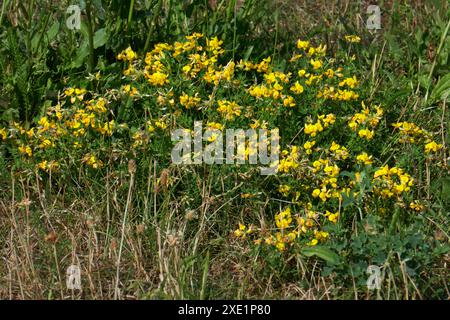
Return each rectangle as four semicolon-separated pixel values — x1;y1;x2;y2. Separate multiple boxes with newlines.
71;41;89;69
243;45;254;60
93;28;108;49
440;177;450;204
47;21;60;42
301;246;341;264
430;73;450;103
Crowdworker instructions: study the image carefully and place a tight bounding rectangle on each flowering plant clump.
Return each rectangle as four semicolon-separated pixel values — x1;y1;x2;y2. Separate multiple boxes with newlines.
0;33;446;261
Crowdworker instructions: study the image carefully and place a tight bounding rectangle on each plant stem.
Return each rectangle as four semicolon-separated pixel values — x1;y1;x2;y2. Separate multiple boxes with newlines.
232;0;237;61
425;18;450;102
143;0;163;53
166;0;172;35
33;8;52;57
272;0;280;64
26;0;35;57
0;0;10;26
85;0;95;73
127;0;135;29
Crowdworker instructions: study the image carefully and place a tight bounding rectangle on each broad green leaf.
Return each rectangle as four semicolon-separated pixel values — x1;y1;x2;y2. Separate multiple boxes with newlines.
430;73;450;103
301;246;341;264
71;42;89;69
93;28;108;49
47;21;60;42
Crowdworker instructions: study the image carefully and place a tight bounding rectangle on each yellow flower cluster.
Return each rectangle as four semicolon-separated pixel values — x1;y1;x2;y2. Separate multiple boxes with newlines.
304;114;336;137
217;100;242;120
237;57;272;73
344;35;361;43
233;223;254;239
82;153;104;169
318;86;360;101
311;158;341;202
392;122;442;154
242;205;333;251
117;47;138;76
356;152;373;165
348;102;383;140
278;146;300;173
339;75;358;89
0;127;8;140
180;92;202;109
409;200;425;212
373;165;414;198
1;88;127;172
329;141;349;160
303;140;316;155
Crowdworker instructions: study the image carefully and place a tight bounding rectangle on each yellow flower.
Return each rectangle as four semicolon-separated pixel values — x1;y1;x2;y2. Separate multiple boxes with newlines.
64;87;75;96
83;154;103;169
310;59;323;70
278;184;291;196
374;165;389;178
303;140;316;154
339;76;358;88
424;141;442;153
324;68;335;78
289;54;302;62
155;119;168;130
314;230;329;241
180;92;201;109
206;36;224;56
39;139;53;149
240;193;254;199
290;81;304;94
304;122;323;137
283;95;296;107
207;122;224;131
75;88;86;101
356;152;373;165
0;128;7;140
344;35;361;43
275;207;292;229
234;223;247;238
298;69;306;77
147;72;169;86
409;201;425;212
117;47;137;61
38;160;48;171
312;189;321;198
296;40;310;50
358;129;374;140
18;145;32;157
329;141;340;152
275;241;286;251
325;211;339;223
217;100;241;120
122;85;139;97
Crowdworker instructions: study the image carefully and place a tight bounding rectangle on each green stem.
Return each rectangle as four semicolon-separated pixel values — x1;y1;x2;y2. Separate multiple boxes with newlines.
85;0;95;73
26;0;35;56
0;0;10;26
232;0;237;61
389;205;400;234
425;18;450;102
166;0;172;36
144;0;163;53
272;1;280;64
33;8;51;56
127;0;135;29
